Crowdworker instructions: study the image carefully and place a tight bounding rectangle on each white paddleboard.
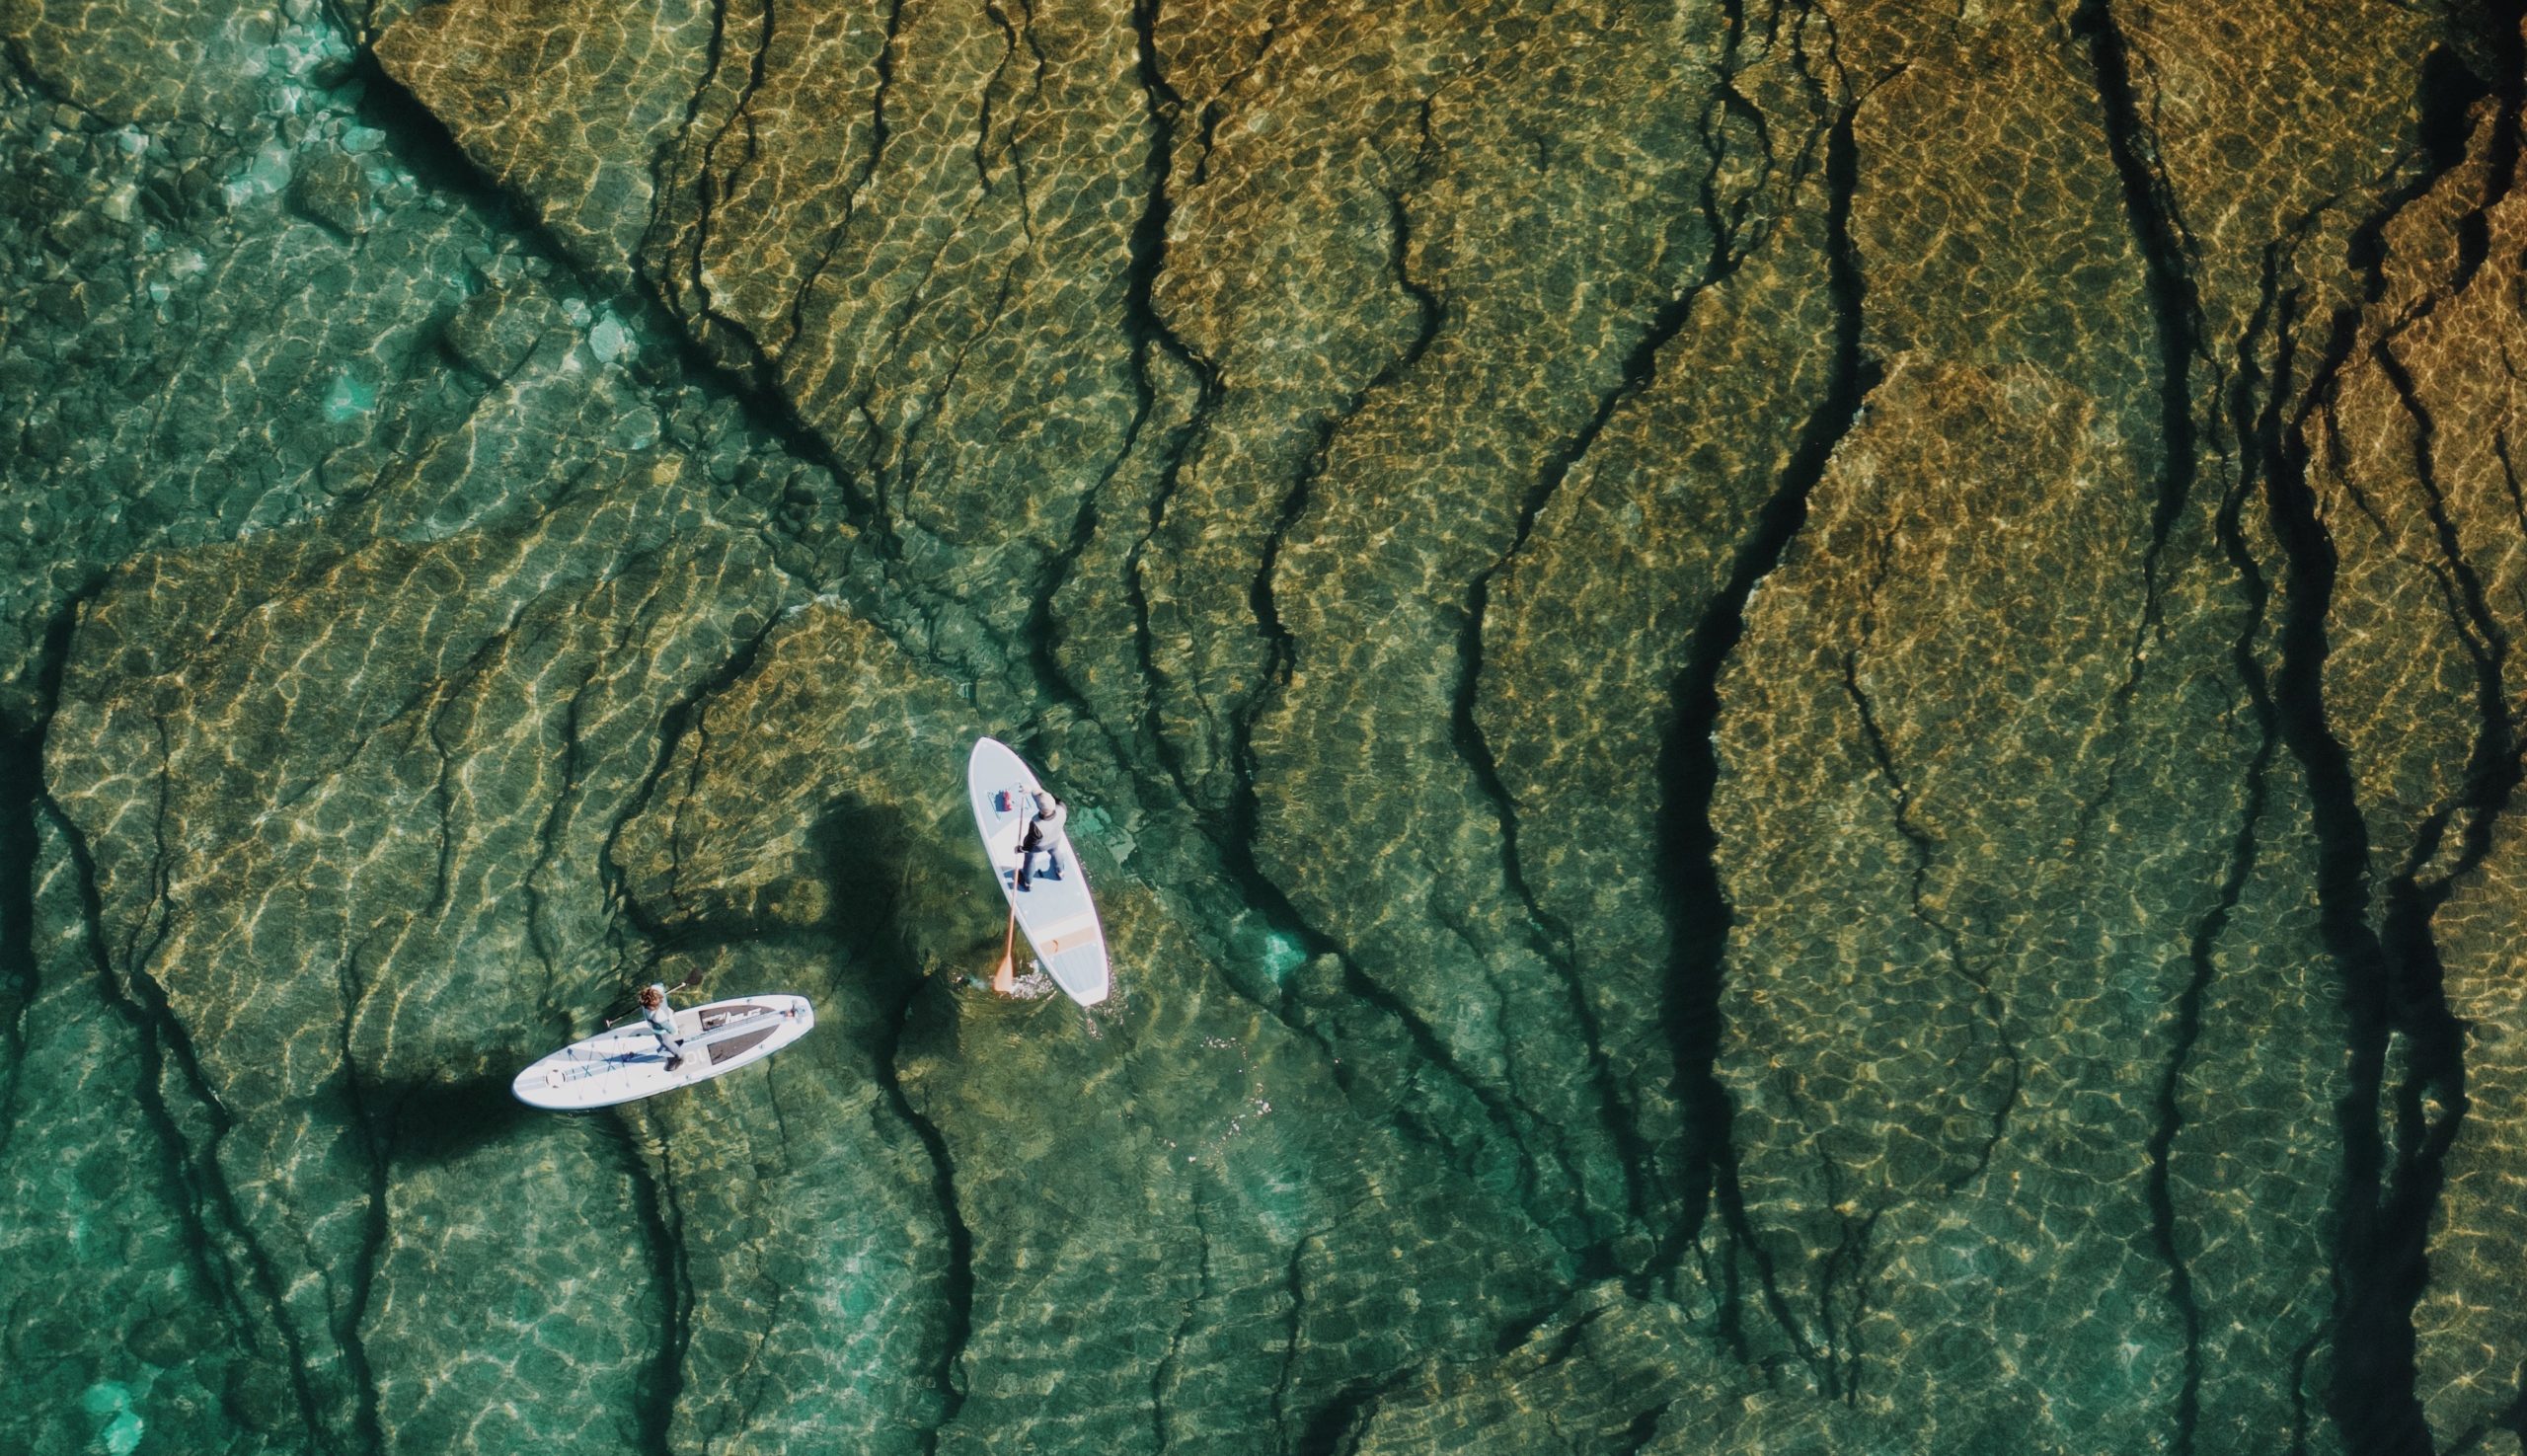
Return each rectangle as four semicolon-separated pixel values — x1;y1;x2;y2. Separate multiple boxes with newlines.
512;994;815;1111
967;737;1110;1006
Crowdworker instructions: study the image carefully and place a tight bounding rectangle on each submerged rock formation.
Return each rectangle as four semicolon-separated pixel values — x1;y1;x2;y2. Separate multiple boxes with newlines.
4;0;2525;1451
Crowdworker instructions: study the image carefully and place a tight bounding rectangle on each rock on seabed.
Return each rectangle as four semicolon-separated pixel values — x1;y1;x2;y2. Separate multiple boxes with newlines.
2;0;2524;1452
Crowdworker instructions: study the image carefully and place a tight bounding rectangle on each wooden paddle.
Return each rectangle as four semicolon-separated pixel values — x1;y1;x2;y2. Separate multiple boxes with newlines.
992;911;1018;995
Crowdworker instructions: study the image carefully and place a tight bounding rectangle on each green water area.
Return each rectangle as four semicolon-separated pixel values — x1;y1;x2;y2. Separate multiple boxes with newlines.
4;0;2526;1451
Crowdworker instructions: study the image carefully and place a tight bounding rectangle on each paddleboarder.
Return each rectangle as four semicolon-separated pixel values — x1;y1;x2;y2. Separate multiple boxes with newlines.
1014;790;1066;891
968;737;1110;1005
517;990;816;1110
636;983;686;1069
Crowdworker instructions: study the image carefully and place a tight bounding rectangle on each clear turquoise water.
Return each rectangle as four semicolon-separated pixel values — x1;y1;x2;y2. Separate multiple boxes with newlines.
2;2;2520;1454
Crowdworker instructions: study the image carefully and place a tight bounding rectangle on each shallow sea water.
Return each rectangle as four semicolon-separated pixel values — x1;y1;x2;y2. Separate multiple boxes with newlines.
4;1;2526;1454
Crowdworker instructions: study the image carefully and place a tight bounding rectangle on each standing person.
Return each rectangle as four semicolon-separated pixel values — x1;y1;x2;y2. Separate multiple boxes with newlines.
1014;790;1067;891
636;982;685;1070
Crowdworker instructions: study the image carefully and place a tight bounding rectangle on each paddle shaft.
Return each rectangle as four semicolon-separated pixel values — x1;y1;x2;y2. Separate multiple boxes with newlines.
601;973;701;1028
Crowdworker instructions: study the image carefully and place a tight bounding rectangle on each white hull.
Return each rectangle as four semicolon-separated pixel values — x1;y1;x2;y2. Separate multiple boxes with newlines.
512;994;816;1111
967;737;1110;1006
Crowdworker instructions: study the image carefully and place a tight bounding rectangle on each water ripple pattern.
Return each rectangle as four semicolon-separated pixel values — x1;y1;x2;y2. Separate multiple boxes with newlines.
1;0;2522;1452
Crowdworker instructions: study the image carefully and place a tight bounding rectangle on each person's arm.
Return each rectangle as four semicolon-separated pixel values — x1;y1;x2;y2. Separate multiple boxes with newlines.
604;976;696;1027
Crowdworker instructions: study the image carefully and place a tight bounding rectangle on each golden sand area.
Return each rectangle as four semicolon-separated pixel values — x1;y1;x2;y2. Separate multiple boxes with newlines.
1;0;2523;1451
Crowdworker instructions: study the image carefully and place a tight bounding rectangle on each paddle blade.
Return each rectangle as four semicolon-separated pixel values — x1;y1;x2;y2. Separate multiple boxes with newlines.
992;915;1016;994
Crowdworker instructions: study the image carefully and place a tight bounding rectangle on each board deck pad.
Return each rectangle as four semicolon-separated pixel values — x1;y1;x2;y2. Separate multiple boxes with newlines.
512;994;816;1111
967;736;1111;1006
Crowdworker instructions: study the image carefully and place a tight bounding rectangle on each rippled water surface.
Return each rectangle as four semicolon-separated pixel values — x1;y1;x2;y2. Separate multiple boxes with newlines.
5;1;2527;1453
